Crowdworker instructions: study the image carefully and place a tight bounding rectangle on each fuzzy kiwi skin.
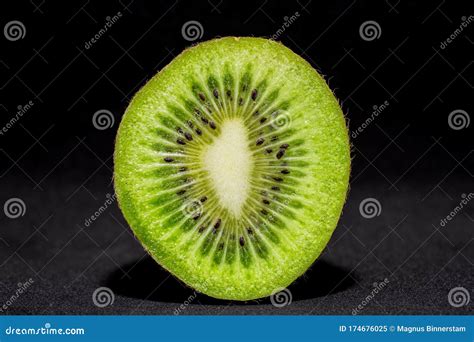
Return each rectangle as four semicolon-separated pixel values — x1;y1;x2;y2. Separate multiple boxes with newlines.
114;37;351;301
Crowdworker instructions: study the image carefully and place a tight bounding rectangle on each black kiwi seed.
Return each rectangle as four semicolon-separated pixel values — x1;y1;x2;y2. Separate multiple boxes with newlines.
187;121;194;129
198;93;206;101
271;186;280;191
209;121;217;129
214;219;221;229
177;189;186;195
198;226;206;233
276;149;285;159
262;199;270;205
260;117;267;124
271;136;278;142
177;138;186;145
226;89;231;97
201;117;209;124
239;237;245;246
213;89;219;99
251;89;258;101
184;132;193;141
266;148;273;154
177;127;184;134
247;227;253;235
164;157;173;162
254;110;259;116
200;196;207;203
273;177;283;182
281;169;290;174
261;209;268;216
238;98;243;106
195;128;202;135
280;143;289;149
256;138;265;146
179;166;187;172
193;213;201;220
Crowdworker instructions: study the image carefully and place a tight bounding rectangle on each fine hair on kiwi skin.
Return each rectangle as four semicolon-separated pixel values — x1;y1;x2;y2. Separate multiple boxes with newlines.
114;37;351;301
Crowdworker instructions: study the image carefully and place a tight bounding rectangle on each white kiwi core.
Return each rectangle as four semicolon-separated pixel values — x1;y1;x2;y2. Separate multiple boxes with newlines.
202;119;252;217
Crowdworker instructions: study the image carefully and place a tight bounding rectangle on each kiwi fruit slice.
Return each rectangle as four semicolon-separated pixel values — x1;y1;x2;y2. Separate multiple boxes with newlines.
114;37;350;301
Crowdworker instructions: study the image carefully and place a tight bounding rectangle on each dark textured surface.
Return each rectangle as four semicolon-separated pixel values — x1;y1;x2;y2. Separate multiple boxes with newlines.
0;173;472;315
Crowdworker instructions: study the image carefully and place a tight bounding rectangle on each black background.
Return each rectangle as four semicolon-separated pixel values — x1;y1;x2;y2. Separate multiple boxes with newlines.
0;0;472;314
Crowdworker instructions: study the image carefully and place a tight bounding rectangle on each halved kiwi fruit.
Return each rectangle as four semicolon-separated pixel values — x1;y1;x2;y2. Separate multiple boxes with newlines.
114;37;350;301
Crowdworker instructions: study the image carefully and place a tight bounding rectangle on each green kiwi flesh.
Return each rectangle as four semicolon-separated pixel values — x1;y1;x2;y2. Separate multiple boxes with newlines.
114;37;350;301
